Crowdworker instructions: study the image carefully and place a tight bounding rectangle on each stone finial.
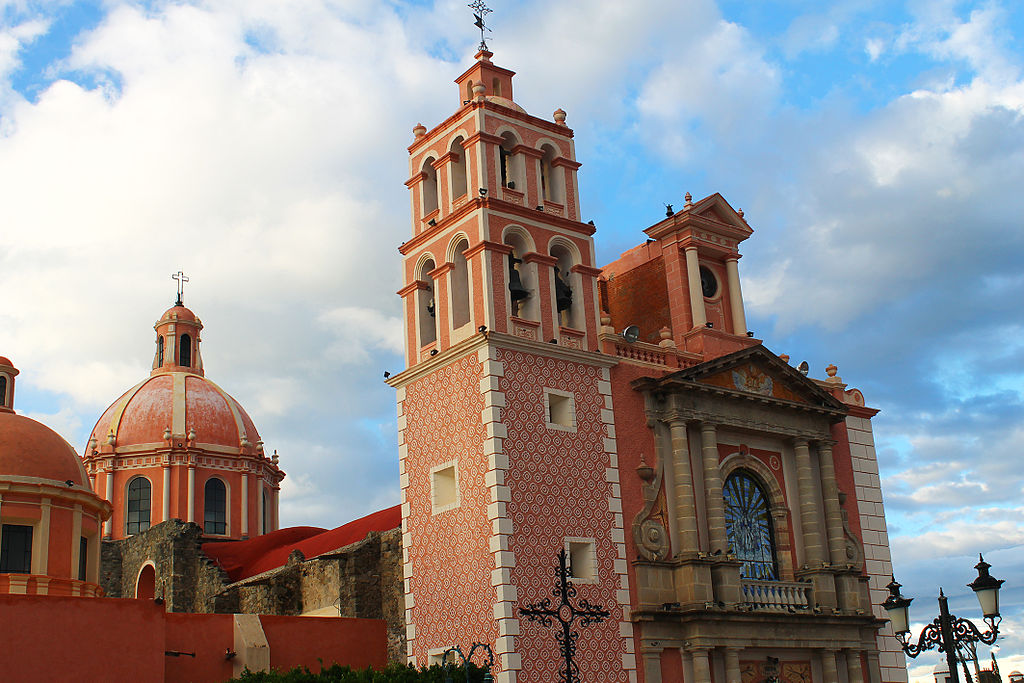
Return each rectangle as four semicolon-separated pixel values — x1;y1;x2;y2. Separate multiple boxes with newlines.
658;325;676;349
472;82;486;100
636;454;655;483
413;123;426;139
187;427;196;443
553;108;567;125
88;436;98;454
600;311;615;335
240;435;251;448
256;440;264;454
272;450;280;465
106;428;116;446
684;192;693;210
738;208;744;218
779;354;790;364
825;363;842;383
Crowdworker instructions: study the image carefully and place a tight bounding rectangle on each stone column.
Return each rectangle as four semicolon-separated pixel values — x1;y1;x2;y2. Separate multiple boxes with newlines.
820;649;841;683
725;257;747;335
846;650;865;683
187;464;195;524
794;440;824;566
818;442;859;610
865;650;882;683
685;246;707;329
669;419;699;552
162;464;171;523
700;423;727;552
691;648;713;683
104;467;114;538
257;484;264;535
724;648;742;683
37;497;51;574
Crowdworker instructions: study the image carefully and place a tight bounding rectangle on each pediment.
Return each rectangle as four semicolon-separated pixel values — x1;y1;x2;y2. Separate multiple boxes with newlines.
650;345;846;412
688;193;753;238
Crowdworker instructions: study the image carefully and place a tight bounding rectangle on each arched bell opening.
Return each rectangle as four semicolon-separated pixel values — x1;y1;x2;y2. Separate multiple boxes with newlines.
421;157;439;218
550;242;579;330
498;131;523;191
450;237;471;331
417;257;437;347
503;230;536;321
449;137;468;201
539;143;565;205
179;334;192;368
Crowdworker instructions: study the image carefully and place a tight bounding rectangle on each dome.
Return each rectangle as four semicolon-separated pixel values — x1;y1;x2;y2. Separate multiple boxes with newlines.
88;372;262;451
0;411;89;486
485;95;526;114
159;304;198;324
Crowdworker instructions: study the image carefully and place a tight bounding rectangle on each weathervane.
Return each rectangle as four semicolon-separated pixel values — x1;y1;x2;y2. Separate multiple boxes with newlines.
171;270;189;306
469;0;493;51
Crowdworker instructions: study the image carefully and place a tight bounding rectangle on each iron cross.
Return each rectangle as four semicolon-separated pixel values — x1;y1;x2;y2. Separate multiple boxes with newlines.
468;0;492;50
519;547;610;683
172;271;189;306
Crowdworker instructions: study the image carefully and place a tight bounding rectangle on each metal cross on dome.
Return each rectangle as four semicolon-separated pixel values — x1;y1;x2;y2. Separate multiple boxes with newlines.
519;547;610;683
172;271;189;306
469;0;493;50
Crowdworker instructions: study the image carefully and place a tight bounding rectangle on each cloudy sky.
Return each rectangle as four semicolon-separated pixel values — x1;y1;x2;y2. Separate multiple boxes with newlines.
1;0;1021;678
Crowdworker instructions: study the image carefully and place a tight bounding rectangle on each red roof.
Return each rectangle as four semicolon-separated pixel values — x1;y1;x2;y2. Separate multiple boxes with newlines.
202;505;401;582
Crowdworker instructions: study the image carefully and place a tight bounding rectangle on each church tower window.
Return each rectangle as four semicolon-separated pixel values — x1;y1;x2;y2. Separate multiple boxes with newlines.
450;238;471;330
179;334;192;368
78;537;88;581
431;462;459;514
204;478;227;535
0;524;33;573
723;470;778;580
550;243;578;329
539;143;563;204
0;376;6;406
126;477;152;535
418;258;437;346
498;131;521;190
157;336;164;366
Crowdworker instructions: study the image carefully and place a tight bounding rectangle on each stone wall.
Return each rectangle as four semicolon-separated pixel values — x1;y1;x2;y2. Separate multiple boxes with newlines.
100;523;405;662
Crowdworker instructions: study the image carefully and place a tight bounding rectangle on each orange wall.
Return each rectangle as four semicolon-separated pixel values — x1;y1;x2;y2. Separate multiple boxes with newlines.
0;595;388;683
261;615;388;672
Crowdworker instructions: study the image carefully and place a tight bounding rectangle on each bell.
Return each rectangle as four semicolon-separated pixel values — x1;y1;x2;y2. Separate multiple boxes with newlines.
508;255;530;302
554;266;573;312
426;297;436;318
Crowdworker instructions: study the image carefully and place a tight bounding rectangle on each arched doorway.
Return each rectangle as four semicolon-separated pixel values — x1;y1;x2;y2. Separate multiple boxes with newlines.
135;563;156;600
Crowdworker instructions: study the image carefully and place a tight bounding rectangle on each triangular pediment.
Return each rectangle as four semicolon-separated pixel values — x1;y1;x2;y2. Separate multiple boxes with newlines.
688;193;753;238
649;345;846;413
643;192;753;242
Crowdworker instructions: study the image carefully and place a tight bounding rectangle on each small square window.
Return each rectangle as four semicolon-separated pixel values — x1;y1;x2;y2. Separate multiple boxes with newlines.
566;537;597;583
544;389;576;432
431;462;459;514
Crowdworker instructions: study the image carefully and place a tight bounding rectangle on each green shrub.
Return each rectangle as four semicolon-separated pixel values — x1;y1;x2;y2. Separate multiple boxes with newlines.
228;661;490;682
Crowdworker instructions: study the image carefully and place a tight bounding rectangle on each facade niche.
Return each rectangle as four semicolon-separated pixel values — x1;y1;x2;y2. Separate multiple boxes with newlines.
450;238;471;330
417;258;437;346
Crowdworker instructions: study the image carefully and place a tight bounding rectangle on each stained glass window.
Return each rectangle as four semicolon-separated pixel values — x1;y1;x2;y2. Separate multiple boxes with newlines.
723;470;778;580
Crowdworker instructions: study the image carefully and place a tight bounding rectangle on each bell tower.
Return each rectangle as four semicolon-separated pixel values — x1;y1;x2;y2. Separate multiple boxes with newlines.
390;51;635;682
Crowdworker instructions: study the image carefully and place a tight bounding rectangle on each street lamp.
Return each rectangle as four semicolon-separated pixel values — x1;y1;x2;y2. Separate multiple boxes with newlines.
883;554;1004;683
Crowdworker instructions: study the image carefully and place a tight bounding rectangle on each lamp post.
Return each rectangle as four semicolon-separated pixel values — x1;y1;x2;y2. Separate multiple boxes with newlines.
883;555;1004;683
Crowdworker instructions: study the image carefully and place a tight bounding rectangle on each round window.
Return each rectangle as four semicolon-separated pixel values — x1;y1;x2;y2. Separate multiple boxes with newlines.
699;266;718;298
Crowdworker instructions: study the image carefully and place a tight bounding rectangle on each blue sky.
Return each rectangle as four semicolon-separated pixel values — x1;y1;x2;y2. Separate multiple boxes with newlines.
1;1;1021;679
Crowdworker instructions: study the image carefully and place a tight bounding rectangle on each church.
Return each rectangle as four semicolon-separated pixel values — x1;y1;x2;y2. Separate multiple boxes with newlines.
0;47;907;683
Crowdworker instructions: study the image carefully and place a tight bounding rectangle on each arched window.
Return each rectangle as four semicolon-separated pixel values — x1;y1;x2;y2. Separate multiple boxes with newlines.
723;470;778;580
418;258;437;346
451;238;471;329
504;231;535;320
136;564;155;599
491;77;501;97
550;243;578;329
498;132;521;190
204;478;227;535
157;336;164;366
0;375;6;406
126;477;152;535
179;334;191;368
422;157;439;217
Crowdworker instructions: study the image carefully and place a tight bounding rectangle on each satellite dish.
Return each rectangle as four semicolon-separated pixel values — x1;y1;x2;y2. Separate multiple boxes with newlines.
622;325;640;344
798;361;809;376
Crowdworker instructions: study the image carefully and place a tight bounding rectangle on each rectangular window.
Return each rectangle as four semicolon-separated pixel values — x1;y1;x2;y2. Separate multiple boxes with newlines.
431;462;459;514
565;537;597;583
544;388;577;432
0;524;33;574
79;537;88;581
